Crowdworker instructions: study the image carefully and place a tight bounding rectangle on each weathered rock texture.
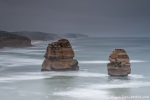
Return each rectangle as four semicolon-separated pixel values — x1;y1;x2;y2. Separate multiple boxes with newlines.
107;49;131;76
41;39;79;71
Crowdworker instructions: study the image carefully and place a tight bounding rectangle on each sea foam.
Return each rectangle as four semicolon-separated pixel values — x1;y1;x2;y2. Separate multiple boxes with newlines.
53;81;150;100
79;60;147;64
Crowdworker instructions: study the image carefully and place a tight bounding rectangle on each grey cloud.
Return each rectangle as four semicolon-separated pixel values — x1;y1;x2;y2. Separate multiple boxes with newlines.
0;0;150;37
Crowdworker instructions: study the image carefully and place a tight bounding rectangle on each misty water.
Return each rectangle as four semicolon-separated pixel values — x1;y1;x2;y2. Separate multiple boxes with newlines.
0;37;150;100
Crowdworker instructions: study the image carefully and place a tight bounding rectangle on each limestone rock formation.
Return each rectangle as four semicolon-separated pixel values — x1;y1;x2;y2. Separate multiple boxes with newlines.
41;39;79;71
107;49;131;76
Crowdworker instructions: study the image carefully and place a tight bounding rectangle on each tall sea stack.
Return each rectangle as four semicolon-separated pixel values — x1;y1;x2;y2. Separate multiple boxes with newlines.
107;49;131;76
41;39;79;71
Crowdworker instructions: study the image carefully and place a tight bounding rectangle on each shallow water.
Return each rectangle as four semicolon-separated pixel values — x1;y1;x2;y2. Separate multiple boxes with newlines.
0;37;150;100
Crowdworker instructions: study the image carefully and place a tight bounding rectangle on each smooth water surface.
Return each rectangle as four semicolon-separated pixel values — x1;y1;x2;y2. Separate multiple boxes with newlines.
0;37;150;100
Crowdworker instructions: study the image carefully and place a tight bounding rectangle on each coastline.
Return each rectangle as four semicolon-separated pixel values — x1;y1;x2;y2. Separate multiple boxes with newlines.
0;40;43;50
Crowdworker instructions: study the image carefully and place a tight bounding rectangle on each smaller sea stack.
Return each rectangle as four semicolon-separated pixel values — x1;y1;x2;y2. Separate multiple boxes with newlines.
107;49;131;76
41;39;79;71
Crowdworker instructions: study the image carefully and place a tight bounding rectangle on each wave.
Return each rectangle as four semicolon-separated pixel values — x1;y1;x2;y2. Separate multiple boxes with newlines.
0;74;49;82
74;50;80;51
79;61;108;64
0;87;15;89
0;71;144;83
31;41;44;44
0;71;108;82
89;81;150;89
1;49;45;56
53;81;150;100
130;60;147;63
0;55;43;67
44;71;108;77
128;74;144;79
53;88;110;100
79;60;147;64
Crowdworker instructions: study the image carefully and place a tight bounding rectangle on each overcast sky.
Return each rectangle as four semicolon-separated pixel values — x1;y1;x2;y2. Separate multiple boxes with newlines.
0;0;150;37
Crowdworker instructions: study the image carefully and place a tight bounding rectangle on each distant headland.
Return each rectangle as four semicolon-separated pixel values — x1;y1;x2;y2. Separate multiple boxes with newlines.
0;30;31;49
0;30;88;49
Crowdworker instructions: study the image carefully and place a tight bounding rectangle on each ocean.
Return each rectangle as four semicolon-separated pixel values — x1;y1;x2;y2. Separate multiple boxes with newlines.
0;37;150;100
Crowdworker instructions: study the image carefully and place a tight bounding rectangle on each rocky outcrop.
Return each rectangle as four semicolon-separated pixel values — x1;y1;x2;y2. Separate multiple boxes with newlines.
0;30;31;48
107;49;131;76
41;39;79;71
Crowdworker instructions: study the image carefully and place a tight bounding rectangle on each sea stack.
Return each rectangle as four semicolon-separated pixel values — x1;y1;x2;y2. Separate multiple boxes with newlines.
41;39;79;71
107;49;131;76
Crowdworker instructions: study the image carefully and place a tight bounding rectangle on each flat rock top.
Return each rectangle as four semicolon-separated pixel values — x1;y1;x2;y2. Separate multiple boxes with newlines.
49;39;71;48
109;49;129;59
58;39;69;42
45;39;74;59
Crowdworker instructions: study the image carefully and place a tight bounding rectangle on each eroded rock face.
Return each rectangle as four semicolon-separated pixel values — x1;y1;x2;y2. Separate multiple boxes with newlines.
107;49;131;76
41;39;79;71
